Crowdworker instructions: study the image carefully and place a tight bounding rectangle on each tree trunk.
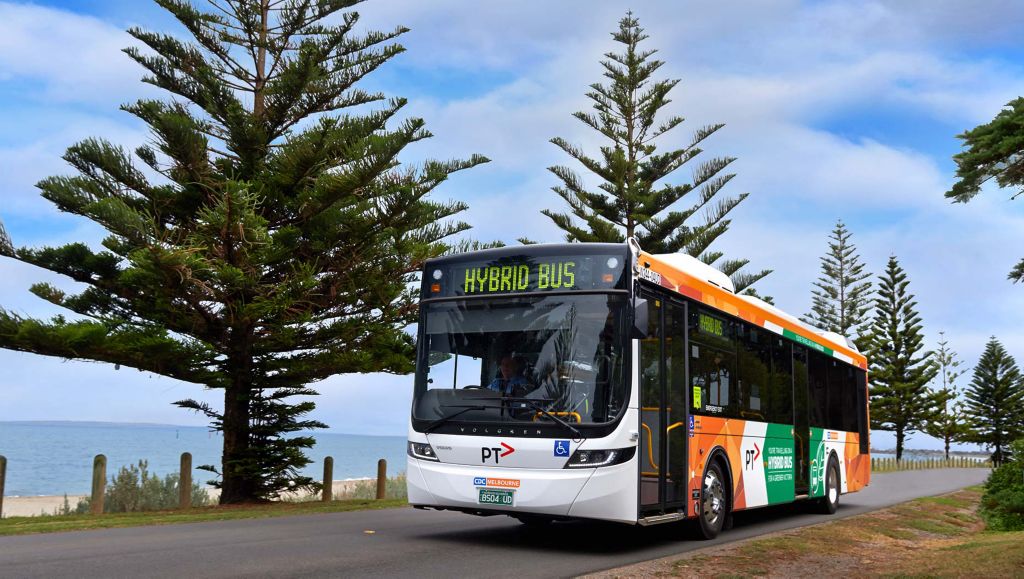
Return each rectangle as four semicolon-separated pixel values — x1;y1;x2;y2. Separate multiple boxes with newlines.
219;332;255;504
895;429;905;462
944;436;950;461
219;382;253;503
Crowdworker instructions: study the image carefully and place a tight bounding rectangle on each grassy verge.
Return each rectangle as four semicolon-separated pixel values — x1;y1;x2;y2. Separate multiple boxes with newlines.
0;498;407;537
606;486;1024;578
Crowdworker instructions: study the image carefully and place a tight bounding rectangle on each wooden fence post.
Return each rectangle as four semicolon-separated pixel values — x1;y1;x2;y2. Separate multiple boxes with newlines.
322;456;334;502
91;454;106;515
376;459;387;500
0;455;6;519
179;452;192;510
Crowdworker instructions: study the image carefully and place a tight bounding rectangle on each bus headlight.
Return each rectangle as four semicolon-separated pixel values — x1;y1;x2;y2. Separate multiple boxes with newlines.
564;446;636;468
408;441;440;462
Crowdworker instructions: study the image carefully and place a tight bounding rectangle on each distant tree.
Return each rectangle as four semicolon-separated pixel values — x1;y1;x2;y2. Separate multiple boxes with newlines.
946;97;1024;283
543;12;770;293
801;220;872;342
923;332;971;460
0;0;486;503
865;256;941;462
0;217;11;257
963;337;1024;465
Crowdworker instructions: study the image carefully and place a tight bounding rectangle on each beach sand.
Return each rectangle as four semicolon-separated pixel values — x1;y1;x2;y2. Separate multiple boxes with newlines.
1;478;373;518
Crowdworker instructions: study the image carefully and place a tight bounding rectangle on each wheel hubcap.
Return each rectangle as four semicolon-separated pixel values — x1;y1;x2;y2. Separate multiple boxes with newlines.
828;467;838;503
703;471;724;526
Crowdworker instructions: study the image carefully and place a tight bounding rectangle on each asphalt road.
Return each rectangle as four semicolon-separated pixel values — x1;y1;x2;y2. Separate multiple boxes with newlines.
0;468;988;578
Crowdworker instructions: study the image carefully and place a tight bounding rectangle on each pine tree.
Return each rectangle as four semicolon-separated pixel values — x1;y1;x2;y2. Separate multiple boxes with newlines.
946;98;1024;282
963;337;1024;465
0;218;11;257
543;12;770;293
865;256;941;462
923;332;970;460
0;0;487;503
801;220;872;341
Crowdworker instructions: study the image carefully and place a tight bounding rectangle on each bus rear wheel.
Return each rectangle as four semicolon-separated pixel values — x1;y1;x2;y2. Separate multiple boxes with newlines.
817;457;840;514
697;461;727;539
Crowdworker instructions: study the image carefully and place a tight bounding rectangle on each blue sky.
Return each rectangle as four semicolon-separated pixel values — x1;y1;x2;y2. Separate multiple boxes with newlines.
2;0;1024;452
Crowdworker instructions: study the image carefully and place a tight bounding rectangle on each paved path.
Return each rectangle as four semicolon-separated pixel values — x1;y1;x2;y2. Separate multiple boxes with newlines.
0;468;988;578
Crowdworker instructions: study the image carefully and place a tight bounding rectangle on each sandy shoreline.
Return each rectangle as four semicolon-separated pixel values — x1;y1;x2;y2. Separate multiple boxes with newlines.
1;478;374;518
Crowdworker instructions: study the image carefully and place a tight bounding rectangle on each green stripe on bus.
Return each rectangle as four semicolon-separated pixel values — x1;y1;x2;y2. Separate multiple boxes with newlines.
782;329;834;356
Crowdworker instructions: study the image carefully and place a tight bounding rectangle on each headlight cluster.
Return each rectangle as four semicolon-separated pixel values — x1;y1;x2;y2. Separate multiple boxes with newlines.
564;446;636;468
408;441;440;461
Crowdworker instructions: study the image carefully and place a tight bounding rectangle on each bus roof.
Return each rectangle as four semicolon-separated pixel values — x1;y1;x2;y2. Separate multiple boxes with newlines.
640;250;867;370
423;242;627;268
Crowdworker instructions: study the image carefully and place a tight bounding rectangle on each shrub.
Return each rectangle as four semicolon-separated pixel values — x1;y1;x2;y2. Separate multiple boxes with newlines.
980;439;1024;531
75;460;211;514
338;473;407;501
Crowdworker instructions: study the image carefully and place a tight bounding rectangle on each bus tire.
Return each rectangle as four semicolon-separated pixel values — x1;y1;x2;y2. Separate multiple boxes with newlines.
697;460;728;540
817;456;840;515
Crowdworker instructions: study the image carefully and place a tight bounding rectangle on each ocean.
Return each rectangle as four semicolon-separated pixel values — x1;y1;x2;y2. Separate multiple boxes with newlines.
0;421;407;497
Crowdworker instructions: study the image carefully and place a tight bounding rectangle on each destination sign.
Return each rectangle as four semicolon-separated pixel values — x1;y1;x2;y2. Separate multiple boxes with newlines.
428;253;626;296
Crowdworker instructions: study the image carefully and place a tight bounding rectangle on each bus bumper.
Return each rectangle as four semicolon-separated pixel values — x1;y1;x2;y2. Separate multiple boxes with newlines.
407;456;638;524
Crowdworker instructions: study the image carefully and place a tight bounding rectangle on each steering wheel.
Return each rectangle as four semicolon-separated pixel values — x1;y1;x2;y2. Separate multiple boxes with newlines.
463;385;486;389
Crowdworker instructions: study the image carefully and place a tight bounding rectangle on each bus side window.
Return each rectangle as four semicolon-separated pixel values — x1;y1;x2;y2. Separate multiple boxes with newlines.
688;307;737;417
737;322;771;420
808;351;828;428
770;338;793;425
827;360;845;430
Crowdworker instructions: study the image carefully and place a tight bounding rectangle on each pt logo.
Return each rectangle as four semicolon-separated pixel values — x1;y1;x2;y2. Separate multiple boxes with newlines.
744;443;761;470
481;442;515;463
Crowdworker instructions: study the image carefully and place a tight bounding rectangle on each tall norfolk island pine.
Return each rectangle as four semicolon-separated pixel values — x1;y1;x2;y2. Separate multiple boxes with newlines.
864;256;941;462
801;220;872;341
0;0;486;502
964;338;1024;465
543;13;770;293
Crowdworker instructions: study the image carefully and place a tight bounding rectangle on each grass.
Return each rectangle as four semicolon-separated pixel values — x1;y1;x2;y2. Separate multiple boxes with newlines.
0;498;407;537
658;486;1024;578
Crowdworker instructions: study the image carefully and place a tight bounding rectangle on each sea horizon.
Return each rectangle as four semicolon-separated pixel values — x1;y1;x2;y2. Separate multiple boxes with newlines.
0;420;407;497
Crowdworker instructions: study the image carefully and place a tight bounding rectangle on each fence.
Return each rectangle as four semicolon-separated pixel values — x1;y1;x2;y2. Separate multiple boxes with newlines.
0;453;391;518
871;456;992;472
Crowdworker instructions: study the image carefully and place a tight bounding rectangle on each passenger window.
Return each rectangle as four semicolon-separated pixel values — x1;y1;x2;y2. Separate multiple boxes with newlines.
808;351;828;428
737;323;771;421
770;338;793;424
689;308;736;417
827;360;845;430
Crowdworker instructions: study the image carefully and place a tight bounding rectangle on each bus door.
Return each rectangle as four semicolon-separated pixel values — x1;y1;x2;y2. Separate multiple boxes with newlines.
638;292;688;515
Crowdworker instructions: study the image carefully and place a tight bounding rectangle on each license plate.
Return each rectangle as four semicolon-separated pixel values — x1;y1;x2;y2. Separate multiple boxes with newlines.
478;488;515;506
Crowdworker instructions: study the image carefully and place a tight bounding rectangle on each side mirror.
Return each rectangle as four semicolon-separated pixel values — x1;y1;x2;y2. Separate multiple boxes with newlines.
632;298;649;339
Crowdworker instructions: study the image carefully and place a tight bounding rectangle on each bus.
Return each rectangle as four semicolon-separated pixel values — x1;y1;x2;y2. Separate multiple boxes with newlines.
407;241;870;538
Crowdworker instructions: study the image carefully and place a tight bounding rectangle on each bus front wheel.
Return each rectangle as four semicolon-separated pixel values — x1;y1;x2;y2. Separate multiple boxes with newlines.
697;461;728;539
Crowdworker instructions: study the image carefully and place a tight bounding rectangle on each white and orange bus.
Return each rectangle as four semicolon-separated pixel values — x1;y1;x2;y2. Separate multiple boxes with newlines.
407;241;869;538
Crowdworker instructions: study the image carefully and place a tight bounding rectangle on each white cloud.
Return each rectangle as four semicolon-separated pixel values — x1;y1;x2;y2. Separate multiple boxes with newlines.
0;2;151;106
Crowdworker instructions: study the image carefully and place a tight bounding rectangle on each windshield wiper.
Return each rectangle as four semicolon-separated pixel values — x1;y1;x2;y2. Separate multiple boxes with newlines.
502;397;583;441
424;404;499;433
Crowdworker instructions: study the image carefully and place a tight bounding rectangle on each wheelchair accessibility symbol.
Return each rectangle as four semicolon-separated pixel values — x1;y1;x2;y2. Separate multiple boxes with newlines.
554;440;570;457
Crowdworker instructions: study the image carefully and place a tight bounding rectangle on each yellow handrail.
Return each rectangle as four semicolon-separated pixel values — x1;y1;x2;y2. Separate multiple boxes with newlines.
532;411;582;423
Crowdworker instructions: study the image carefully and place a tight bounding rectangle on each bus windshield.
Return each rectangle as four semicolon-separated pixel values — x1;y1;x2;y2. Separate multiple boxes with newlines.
413;294;627;427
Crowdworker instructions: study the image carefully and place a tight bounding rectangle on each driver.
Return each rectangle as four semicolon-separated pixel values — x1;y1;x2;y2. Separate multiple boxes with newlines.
487;354;530;396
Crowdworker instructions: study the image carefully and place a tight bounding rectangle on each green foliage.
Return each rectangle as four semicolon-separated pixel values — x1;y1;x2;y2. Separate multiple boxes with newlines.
864;255;941;461
946;97;1024;283
0;0;486;503
964;338;1024;465
337;473;407;501
542;12;769;292
924;332;972;459
981;439;1024;531
801;220;872;340
75;460;210;513
0;218;11;257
